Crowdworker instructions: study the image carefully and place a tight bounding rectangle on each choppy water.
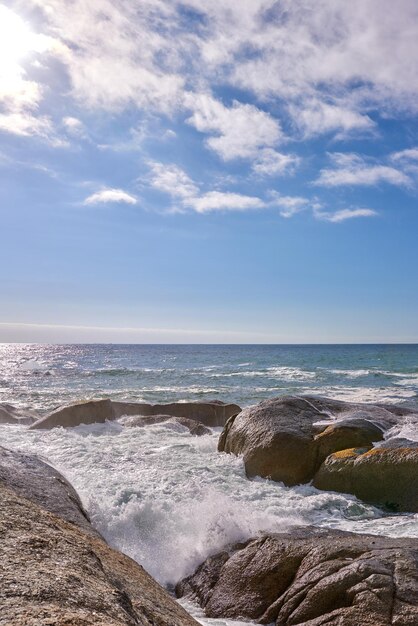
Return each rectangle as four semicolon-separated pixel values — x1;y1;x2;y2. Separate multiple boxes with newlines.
1;344;418;624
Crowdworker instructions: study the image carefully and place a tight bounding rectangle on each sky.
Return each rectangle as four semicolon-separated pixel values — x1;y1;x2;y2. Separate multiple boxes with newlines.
0;0;418;343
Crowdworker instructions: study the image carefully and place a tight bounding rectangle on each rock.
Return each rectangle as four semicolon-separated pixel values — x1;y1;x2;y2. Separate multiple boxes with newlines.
113;401;240;427
119;414;211;436
0;403;39;425
314;417;384;460
218;396;408;486
29;398;114;429
0;446;96;535
176;528;418;626
0;448;198;626
313;446;418;512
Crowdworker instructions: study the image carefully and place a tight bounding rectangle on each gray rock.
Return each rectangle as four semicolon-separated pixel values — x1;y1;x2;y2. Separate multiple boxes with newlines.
218;395;410;486
176;528;418;625
0;448;199;626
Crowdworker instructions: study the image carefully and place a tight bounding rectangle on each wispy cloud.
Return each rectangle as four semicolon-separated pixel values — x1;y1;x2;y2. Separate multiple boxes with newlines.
83;188;137;205
268;193;310;218
314;207;377;223
252;149;300;177
315;153;411;188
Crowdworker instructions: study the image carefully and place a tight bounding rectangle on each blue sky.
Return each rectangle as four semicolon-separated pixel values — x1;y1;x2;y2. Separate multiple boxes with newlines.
1;0;418;343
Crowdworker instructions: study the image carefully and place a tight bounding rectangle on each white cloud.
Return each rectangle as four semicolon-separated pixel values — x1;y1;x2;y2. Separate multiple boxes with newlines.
147;161;199;199
269;193;310;218
7;0;418;149
147;160;266;214
185;191;265;214
315;153;411;188
62;116;86;137
184;93;282;160
391;148;418;162
84;188;137;205
252;149;300;177
290;101;375;139
314;207;377;223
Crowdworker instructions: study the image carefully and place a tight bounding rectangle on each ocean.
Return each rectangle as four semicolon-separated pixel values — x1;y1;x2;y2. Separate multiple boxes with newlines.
1;343;418;625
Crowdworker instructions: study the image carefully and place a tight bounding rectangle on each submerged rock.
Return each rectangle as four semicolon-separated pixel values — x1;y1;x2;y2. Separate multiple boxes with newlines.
119;414;211;436
0;447;198;626
0;403;39;425
113;400;241;427
30;398;114;429
176;528;418;626
313;446;418;512
218;395;410;486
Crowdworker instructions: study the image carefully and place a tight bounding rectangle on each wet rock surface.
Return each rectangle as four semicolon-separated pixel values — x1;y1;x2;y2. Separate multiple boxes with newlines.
176;528;418;626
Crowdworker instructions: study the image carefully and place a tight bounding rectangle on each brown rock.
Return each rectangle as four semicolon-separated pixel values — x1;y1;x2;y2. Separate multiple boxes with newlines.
176;528;418;626
313;446;418;513
218;396;408;486
29;399;114;429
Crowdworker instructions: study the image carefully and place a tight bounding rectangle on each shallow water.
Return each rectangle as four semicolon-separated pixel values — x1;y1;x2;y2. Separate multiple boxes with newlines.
1;343;417;625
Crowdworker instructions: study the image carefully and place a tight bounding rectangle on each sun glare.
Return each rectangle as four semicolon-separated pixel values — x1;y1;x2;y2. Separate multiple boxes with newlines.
0;6;37;64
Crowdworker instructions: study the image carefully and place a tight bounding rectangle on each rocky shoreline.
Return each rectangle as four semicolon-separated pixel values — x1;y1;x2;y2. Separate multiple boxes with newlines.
1;395;417;625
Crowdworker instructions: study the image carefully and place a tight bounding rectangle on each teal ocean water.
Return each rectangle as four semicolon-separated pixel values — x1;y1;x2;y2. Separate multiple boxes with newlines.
1;343;418;410
1;343;417;625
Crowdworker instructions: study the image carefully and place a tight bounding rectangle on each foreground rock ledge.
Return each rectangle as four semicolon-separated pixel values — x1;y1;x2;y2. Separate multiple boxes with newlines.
0;447;198;626
176;528;418;626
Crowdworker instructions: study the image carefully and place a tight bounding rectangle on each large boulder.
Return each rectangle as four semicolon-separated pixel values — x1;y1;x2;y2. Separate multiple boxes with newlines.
112;401;240;427
0;448;198;626
218;396;408;486
29;398;114;429
0;403;39;425
176;528;418;626
313;446;418;512
119;414;211;436
29;399;240;430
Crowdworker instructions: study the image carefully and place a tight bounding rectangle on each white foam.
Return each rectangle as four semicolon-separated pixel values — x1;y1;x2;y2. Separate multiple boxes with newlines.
1;421;417;592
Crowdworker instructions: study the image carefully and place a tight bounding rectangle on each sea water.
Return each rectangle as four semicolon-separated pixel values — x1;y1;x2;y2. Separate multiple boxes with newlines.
1;343;418;624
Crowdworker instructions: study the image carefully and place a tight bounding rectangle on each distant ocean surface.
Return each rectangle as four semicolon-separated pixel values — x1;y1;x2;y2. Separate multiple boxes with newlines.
1;343;418;410
1;343;418;625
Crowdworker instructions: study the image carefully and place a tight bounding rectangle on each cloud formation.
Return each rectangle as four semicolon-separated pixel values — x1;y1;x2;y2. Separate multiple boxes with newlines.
315;153;412;188
84;188;137;205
